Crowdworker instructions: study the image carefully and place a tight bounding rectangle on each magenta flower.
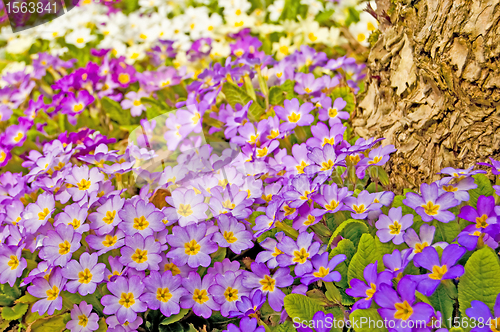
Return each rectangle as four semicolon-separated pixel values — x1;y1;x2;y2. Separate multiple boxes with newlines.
165;189;209;226
60;90;95;125
102;276;147;324
374;277;434;332
274;98;314;132
212;214;254;254
40;224;82;267
166;223;218;268
242;262;293;311
403;183;459;223
118;200;165;237
2;117;31;148
0;245;27;286
62;253;106;296
28;267;67;315
21;192;55;233
66;302;99;332
412;244;465;296
180;272;220;318
120;234;162;271
376;207;413;245
88;195;125;236
140;270;188;318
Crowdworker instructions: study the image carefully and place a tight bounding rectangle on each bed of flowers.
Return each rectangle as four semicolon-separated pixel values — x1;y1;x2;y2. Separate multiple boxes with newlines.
0;0;500;332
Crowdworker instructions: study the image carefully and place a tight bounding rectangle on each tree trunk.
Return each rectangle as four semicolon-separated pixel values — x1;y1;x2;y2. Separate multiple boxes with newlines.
353;0;500;193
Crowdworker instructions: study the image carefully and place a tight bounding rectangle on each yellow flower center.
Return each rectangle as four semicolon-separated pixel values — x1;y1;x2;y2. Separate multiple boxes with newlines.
77;179;91;191
262;194;273;202
308;32;317;42
259;275;276;292
78;268;93;284
279;45;289;55
73;103;84;113
223;231;237;243
287;112;301;123
118;73;130;85
429;265;448;280
164;263;181;276
7;255;19;270
325;199;339;211
490;317;500;332
303;215;315;226
46;285;59;301
442;185;458;192
76;37;84;44
365;283;376;300
267;130;280;140
59;240;71;255
103;210;116;224
283;205;296;216
414;242;428;253
368;156;382;165
304;87;312;93
322;137;335;147
313;266;330;278
299;190;311;201
272;247;283;257
119;292;135;308
222;200;236;210
69;219;81;229
422;201;439;216
292;248;309;264
178;203;193;217
193;289;209;304
38;208;50;221
78;314;88;327
328;108;337;118
133;100;141;107
476;214;489;228
320;160;334;171
394;301;413;321
224;287;239;302
156;288;172;302
184;239;201;255
389;221;402;235
296;161;308;174
357;33;366;42
257;147;268;158
102;235;118;247
352;204;366;214
131;248;148;264
133;215;149;230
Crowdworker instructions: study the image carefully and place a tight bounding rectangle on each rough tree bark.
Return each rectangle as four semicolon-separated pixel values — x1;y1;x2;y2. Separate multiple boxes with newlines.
353;0;500;193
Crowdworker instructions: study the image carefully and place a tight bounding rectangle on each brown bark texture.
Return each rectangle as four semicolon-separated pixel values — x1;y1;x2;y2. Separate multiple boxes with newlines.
353;0;500;193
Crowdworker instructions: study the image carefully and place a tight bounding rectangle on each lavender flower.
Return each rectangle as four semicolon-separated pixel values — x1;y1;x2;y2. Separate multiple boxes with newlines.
66;302;99;332
276;232;321;276
209;271;250;317
213;214;254;254
346;262;393;311
28;267;66;315
140;271;188;317
375;207;413;245
300;252;346;285
403;183;459;223
180;272;220;318
120;234;162;271
40;224;82;267
62;253;106;296
101;276;147;324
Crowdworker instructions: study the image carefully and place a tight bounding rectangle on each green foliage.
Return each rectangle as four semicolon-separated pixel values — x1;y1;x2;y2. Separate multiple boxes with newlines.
160;309;190;325
1;303;28;321
329;87;356;114
468;174;494;208
349;309;388;332
0;282;22;307
429;284;454;328
431;219;461;243
329;239;356;288
347;234;384;284
273;321;297;332
458;247;500;317
283;294;322;323
222;82;265;121
269;86;285;105
101;96;133;126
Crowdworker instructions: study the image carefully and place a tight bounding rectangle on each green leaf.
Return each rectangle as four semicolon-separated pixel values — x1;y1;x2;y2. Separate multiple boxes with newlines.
328;219;368;249
1;303;28;321
431;219;461;243
95;317;108;332
160;309;189;325
349;308;388;332
283;294;322;323
347;234;383;285
102;96;132;126
429;284;454;328
275;321;297;332
329;239;356;288
0;282;22;306
16;293;39;304
329;87;356;114
30;313;71;332
222;82;264;122
468;174;494;208
269;86;285;106
458;247;500;317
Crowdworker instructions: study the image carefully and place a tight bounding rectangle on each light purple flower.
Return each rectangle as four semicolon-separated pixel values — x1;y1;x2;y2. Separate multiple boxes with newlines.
213;214;254;254
54;203;90;234
317;96;349;126
300;252;346;285
66;302;99;332
62;253;106;296
0;245;27;286
376;207;413;245
88;195;125;235
209;271;250;317
165;189;209;226
101;276;147;324
343;190;382;219
346;262;393;311
403;183;459;223
118;199;165;237
276;232;321;276
120;234;162;271
166;222;218;268
180;272;220;318
403;224;448;259
21;192;55;234
66;165;104;203
28;267;66;315
40;224;82;267
223;317;265;332
140;270;188;317
121;91;148;117
274;98;314;131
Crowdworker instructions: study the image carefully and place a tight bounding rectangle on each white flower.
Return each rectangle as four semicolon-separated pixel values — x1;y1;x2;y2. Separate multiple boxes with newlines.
65;28;96;48
6;35;35;54
272;36;297;60
267;0;284;21
125;44;148;64
348;12;378;47
300;0;323;17
210;40;231;59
